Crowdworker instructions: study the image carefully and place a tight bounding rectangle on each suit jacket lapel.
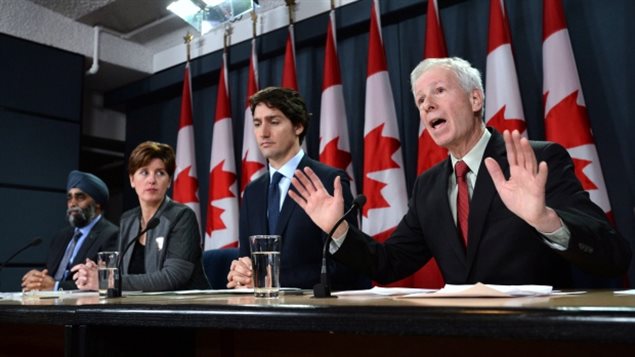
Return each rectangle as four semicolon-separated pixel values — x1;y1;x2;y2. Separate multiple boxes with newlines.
144;198;171;271
122;217;140;273
465;129;506;273
72;220;100;264
255;175;269;234
50;228;74;270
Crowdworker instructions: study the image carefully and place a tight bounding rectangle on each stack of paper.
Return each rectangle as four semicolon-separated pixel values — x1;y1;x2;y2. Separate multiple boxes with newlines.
333;286;435;297
332;283;553;298
401;283;552;298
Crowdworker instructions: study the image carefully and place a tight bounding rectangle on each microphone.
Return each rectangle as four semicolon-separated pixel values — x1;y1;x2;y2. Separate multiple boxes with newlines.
108;217;160;297
0;237;42;273
313;195;366;298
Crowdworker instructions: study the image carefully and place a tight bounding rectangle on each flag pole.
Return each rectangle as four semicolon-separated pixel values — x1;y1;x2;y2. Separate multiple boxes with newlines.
174;30;201;232
285;0;296;25
250;9;257;39
184;31;193;62
224;25;229;52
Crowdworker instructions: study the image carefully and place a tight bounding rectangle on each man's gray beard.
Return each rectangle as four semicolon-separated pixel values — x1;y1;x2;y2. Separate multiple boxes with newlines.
67;204;96;228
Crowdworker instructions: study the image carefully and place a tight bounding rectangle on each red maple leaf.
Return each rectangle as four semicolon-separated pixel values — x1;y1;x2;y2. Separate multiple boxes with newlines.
544;90;594;149
572;157;598;191
172;166;198;203
362;176;389;217
220;241;239;249
206;161;237;235
487;106;526;134
319;137;352;171
209;160;237;201
240;150;265;194
206;205;226;235
362;123;401;217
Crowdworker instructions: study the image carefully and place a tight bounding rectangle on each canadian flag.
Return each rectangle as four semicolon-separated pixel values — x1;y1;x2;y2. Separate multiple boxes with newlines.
543;0;613;220
240;37;266;197
281;22;307;152
319;8;356;196
409;0;447;289
205;51;239;250
173;62;201;227
363;0;409;286
485;0;526;135
281;24;298;91
417;0;448;175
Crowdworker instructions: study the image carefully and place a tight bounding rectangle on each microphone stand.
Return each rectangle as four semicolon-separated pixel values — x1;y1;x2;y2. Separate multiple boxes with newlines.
0;238;42;273
0;238;42;290
313;195;366;298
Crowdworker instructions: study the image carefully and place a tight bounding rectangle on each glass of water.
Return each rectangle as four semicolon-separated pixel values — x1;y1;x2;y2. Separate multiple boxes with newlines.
249;235;281;298
97;251;119;298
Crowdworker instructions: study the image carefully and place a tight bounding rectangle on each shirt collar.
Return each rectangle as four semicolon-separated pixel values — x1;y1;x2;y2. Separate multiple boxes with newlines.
450;126;491;176
269;149;305;181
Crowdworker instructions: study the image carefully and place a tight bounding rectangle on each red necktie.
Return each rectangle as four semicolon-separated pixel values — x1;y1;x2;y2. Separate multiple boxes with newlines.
455;161;470;246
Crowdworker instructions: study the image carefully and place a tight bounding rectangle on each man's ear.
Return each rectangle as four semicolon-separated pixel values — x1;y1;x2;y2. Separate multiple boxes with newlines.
471;89;484;112
294;123;304;137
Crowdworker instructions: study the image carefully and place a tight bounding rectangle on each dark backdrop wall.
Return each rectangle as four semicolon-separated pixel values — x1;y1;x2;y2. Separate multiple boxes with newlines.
106;0;635;285
0;34;84;289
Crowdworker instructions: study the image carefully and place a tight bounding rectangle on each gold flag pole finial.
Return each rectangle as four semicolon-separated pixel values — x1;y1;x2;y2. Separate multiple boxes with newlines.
184;32;194;62
223;24;230;52
250;10;257;38
285;0;296;25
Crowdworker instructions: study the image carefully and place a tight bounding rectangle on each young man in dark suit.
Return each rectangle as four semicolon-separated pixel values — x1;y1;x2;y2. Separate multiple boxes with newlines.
21;170;118;291
227;87;369;290
289;57;630;289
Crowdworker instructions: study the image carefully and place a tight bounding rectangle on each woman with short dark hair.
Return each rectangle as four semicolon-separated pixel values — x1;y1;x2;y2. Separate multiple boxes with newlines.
73;141;209;292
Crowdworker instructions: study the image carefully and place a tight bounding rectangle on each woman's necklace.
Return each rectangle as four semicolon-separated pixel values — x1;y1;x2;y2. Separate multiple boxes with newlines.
139;201;161;246
138;216;153;245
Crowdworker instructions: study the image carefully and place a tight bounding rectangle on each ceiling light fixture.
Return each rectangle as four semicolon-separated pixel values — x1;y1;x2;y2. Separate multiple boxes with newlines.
167;0;255;35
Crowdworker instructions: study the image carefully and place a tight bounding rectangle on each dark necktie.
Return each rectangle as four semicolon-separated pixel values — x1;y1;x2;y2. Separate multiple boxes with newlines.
455;161;470;247
54;230;83;281
268;172;284;234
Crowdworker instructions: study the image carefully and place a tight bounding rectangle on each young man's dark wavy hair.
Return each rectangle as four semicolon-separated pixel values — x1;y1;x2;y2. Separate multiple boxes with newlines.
249;87;310;144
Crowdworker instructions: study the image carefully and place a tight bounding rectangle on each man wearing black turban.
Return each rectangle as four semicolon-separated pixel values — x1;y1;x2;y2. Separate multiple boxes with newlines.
21;170;119;291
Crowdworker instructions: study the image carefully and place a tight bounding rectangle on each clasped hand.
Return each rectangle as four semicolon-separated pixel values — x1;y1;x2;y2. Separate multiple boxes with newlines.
71;259;99;291
226;256;254;288
21;269;54;292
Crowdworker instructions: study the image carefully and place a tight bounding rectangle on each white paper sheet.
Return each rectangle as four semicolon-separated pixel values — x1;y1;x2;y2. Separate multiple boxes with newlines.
124;287;303;296
333;286;436;297
400;282;553;298
0;290;98;300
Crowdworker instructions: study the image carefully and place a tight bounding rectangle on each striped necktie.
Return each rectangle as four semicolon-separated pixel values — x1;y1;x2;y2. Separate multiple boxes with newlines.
55;230;83;281
455;161;470;247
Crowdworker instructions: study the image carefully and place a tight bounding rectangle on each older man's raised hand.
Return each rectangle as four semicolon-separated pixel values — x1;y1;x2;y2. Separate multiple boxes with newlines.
484;130;562;233
288;167;347;237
